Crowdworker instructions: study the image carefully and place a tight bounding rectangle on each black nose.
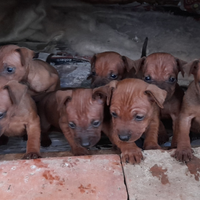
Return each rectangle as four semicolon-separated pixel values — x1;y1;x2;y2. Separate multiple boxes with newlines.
118;134;131;141
81;141;90;147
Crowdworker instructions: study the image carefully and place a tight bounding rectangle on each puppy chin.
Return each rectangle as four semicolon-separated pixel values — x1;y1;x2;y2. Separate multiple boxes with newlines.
129;132;143;142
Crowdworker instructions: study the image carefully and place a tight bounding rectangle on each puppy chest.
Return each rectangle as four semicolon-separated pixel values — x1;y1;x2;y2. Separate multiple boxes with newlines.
4;121;25;137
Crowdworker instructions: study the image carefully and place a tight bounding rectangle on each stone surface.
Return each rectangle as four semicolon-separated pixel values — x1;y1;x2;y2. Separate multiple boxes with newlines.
0;155;127;200
123;147;200;200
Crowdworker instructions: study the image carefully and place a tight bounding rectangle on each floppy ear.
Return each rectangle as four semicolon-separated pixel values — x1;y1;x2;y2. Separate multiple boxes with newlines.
122;56;145;74
175;58;187;77
56;90;73;111
145;84;167;109
183;60;199;76
4;81;28;105
92;80;118;106
15;47;35;66
87;54;96;80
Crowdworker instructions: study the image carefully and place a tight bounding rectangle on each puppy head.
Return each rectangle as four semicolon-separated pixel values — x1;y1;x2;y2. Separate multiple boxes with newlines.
87;52;141;88
0;80;28;136
128;53;186;100
56;88;109;149
94;79;167;143
0;45;35;85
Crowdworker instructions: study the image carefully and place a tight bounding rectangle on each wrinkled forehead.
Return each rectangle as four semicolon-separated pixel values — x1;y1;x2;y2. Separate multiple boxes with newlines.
144;53;177;75
95;53;124;76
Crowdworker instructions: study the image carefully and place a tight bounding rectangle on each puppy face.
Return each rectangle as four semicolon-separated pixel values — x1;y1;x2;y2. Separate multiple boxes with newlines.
0;80;27;136
140;53;185;100
56;89;106;148
88;52;133;88
94;79;167;143
0;45;35;85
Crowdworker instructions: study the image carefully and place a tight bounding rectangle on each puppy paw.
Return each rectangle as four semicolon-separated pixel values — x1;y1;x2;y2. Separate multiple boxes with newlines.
72;147;90;156
23;152;42;160
172;147;194;162
121;148;143;164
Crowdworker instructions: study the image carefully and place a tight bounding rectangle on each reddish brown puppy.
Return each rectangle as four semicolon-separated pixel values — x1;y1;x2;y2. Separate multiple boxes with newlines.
129;52;187;147
94;79;167;164
173;59;200;162
0;45;60;100
38;88;107;155
0;80;41;159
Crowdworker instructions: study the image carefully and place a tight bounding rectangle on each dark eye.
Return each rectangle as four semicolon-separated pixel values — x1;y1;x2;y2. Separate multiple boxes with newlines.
92;71;96;76
111;112;118;118
0;112;6;119
144;76;151;82
92;120;101;128
135;115;144;121
68;122;76;129
110;74;118;80
168;77;176;83
6;67;15;73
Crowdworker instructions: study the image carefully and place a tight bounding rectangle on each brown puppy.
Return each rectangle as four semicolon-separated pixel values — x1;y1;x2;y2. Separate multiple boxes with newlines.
173;59;200;162
0;45;60;100
0;80;41;159
87;38;148;88
129;52;187;147
94;79;167;164
38;88;107;155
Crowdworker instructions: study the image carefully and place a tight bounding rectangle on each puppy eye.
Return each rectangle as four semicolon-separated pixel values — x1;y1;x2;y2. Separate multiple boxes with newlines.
135;115;144;121
0;112;6;119
92;71;96;76
111;112;118;118
168;77;176;83
92;120;101;128
6;67;15;74
144;76;151;82
68;122;76;129
110;74;118;80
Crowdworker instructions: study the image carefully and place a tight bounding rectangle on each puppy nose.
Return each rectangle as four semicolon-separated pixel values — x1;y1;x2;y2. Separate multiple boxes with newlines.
81;141;90;147
118;134;131;141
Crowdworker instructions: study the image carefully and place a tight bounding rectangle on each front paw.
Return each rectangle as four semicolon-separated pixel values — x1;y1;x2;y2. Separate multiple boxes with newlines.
121;148;143;164
22;152;42;159
72;146;90;156
172;147;194;162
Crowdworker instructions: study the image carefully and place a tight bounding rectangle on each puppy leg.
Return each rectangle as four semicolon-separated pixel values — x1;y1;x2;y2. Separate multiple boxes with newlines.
170;115;179;148
143;116;161;150
173;115;193;162
23;115;41;159
158;120;169;145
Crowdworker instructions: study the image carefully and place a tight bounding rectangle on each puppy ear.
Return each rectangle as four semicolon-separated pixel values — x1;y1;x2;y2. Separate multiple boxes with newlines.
145;84;167;109
15;47;35;66
122;56;145;74
175;58;187;77
56;90;73;111
4;81;28;105
183;60;199;76
92;80;118;106
87;54;96;80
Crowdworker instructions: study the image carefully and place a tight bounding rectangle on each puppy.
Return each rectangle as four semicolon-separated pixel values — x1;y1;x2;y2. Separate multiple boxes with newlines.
93;79;167;164
173;59;200;162
0;80;41;159
37;88;107;155
0;45;60;100
88;37;148;88
128;52;187;147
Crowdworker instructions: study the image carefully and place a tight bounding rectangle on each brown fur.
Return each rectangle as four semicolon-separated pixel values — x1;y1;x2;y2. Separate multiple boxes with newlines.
173;59;200;162
0;45;60;101
38;88;107;155
93;79;167;164
87;51;143;88
0;80;41;159
129;52;187;147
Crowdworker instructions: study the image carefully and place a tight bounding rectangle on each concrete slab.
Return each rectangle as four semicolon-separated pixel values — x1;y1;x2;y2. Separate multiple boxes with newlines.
0;154;127;200
123;147;200;200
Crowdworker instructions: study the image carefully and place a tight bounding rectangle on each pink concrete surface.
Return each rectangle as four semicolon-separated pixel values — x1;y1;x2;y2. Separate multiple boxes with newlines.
0;155;127;200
